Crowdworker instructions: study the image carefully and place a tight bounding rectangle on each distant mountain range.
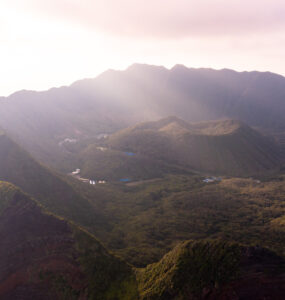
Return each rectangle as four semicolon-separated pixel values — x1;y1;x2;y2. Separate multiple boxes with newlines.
1;64;285;168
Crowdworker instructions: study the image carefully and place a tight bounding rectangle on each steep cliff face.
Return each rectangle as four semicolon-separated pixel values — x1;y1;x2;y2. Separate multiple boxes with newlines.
0;182;138;300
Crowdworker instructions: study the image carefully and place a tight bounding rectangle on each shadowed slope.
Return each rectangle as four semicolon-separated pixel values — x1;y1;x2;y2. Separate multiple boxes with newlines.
0;133;106;231
0;182;138;300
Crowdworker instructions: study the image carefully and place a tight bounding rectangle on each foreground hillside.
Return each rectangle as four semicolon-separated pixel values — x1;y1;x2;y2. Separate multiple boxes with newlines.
0;182;284;299
0;182;138;300
137;240;285;300
107;117;281;176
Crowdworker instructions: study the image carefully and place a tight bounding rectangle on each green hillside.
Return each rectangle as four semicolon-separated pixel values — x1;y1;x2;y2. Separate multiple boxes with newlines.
108;117;281;176
79;144;191;182
1;123;283;269
137;240;285;299
0;181;138;300
0;121;284;299
67;173;285;267
0;133;105;231
0;182;284;299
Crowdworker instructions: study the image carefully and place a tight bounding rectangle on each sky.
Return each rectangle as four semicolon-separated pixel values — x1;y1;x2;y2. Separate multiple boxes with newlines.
1;0;285;96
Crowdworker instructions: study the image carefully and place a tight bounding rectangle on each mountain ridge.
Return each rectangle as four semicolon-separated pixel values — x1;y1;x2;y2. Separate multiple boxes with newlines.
107;117;281;176
2;63;285;98
1;63;285;170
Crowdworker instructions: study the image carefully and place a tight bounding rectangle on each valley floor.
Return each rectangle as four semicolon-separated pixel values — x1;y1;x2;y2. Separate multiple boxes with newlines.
67;172;285;267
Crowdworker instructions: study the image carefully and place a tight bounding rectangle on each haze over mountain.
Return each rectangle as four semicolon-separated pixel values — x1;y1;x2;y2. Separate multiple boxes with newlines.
1;64;285;169
0;64;285;299
2;0;285;297
0;131;105;232
107;117;281;176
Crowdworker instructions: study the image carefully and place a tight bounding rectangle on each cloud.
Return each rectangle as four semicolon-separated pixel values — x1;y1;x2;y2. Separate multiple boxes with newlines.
13;0;285;38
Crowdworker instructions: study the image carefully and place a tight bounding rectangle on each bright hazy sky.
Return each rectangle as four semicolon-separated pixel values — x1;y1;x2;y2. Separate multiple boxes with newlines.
1;0;285;96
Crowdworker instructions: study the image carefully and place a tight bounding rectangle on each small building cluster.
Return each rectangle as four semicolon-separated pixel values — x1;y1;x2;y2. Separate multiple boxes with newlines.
203;177;222;183
70;168;106;185
88;180;106;184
